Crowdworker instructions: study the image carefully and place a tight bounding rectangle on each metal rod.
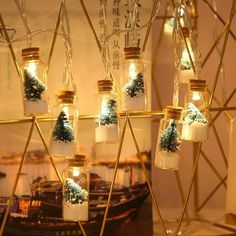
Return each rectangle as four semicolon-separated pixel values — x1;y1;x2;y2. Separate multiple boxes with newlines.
209;112;228;168
198;175;227;212
175;142;202;235
0;14;20;76
99;114;129;236
174;171;190;220
80;0;101;52
193;142;199;216
45;2;63;76
201;151;226;188
209;0;236;106
142;0;159;53
127;117;167;236
202;22;228;67
211;88;236;125
77;222;87;236
35;121;62;184
203;0;236;41
0;117;36;236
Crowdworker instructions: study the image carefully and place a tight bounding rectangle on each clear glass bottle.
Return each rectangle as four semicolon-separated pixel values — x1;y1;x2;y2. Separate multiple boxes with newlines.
181;79;209;141
179;28;196;84
63;154;89;221
121;47;147;111
154;106;183;170
50;90;79;158
95;79;119;143
20;47;49;116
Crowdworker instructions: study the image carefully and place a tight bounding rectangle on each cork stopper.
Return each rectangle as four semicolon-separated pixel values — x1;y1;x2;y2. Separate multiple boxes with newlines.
124;47;141;60
57;90;75;104
22;47;40;61
189;79;207;92
182;27;190;38
165;106;183;120
69;154;86;167
97;79;113;93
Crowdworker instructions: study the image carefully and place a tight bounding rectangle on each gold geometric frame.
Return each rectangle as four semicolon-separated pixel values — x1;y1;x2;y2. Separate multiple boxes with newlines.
0;0;235;236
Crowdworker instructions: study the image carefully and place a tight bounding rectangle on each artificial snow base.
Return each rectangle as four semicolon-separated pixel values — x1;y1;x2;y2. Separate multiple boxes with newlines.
95;124;119;143
154;151;180;170
50;141;75;158
63;201;88;221
182;122;208;141
122;93;146;111
23;100;48;116
179;69;195;84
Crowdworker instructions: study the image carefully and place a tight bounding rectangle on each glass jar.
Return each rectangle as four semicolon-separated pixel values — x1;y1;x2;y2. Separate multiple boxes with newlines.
95;80;119;143
154;106;183;170
20;47;49;116
50;90;79;158
63;155;89;221
181;79;209;141
121;47;147;111
179;28;196;84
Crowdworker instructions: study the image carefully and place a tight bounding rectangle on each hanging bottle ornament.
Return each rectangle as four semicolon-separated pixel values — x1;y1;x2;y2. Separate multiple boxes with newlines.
121;47;147;111
95;79;119;143
179;28;196;84
63;154;89;221
20;47;49;116
155;106;183;170
50;90;78;158
181;79;209;141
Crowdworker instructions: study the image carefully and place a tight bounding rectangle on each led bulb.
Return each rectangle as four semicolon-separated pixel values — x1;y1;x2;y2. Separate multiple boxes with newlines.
72;167;80;177
27;61;37;76
63;106;70;118
192;91;201;101
129;62;136;80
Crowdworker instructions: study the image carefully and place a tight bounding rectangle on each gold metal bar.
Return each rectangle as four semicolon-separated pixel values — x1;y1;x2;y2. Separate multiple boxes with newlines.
0;14;20;76
34;121;62;184
201;150;226;188
193;142;199;216
99;114;129;236
175;142;202;235
174;171;190;220
209;0;236;106
198;175;227;212
151;2;169;110
142;0;159;53
209;89;233;120
210;107;236;112
209;112;228;168
78;222;87;236
127;117;167;236
202;23;228;67
80;0;101;52
0;117;36;236
211;88;236;124
203;0;236;41
45;2;63;76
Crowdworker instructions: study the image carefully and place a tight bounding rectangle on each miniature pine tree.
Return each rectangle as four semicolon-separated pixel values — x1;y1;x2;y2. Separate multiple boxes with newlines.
185;103;207;124
99;99;118;125
23;69;45;101
124;72;145;97
64;178;88;204
180;56;192;70
160;121;180;152
52;111;74;143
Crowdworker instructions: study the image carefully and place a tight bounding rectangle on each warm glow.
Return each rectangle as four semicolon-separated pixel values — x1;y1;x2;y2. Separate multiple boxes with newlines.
72;167;80;177
192;91;201;101
129;62;137;79
101;98;108;116
26;61;37;76
63;106;70;118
